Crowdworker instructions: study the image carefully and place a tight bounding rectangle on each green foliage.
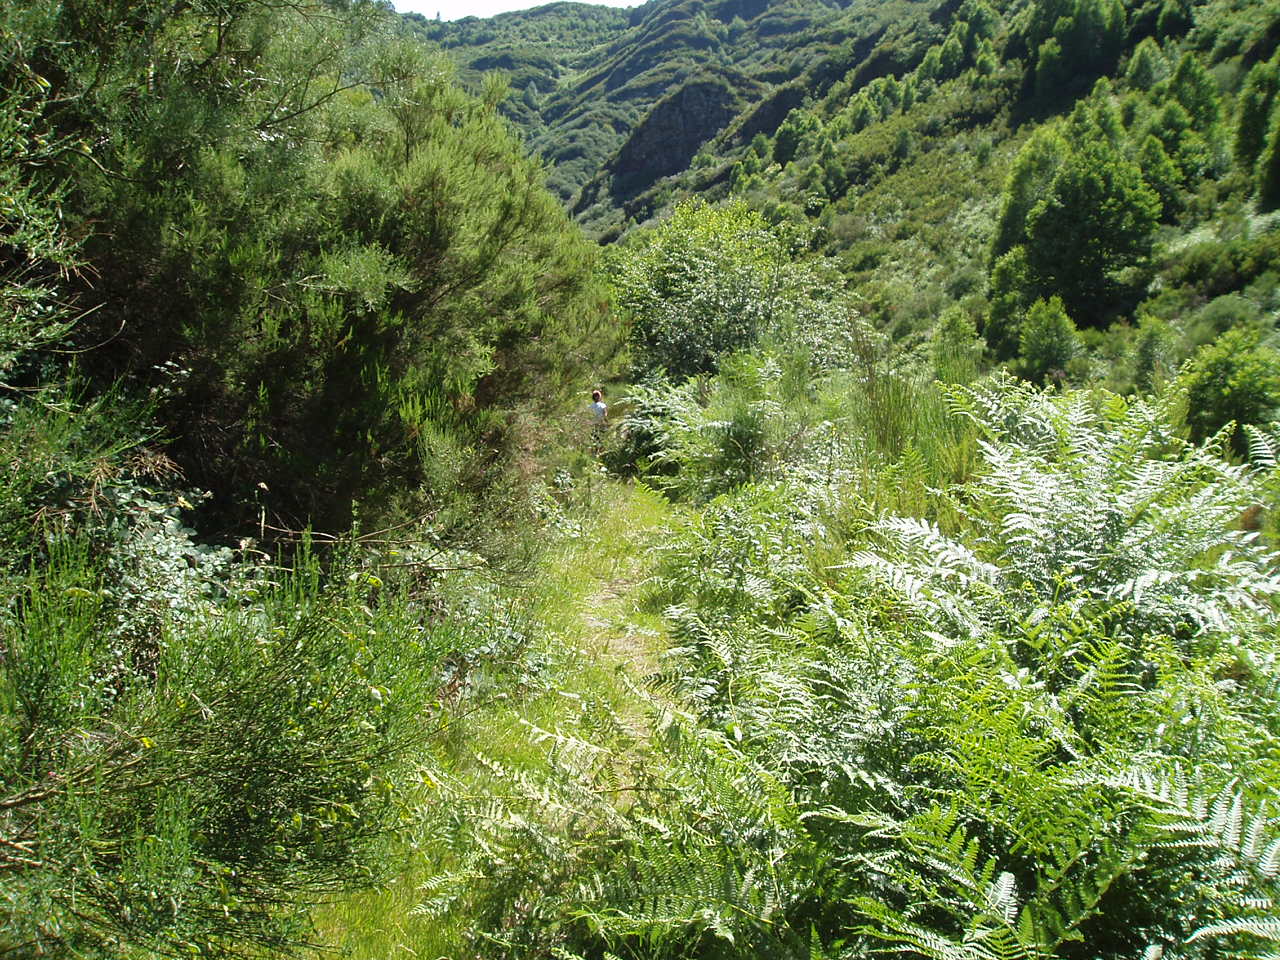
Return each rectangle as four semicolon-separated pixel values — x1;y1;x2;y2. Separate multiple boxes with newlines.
11;3;1280;957
1025;0;1126;99
774;109;823;166
32;0;617;533
931;306;985;384
0;3;80;380
1124;36;1169;90
609;198;843;381
990;127;1069;265
1170;51;1223;131
1021;140;1161;323
1035;37;1070;100
609;198;774;379
1161;230;1280;303
1;535;469;957
1017;296;1080;385
1234;59;1279;169
1257;100;1280;209
0;374;497;957
987;95;1164;341
1138;133;1183;219
986;247;1034;361
420;377;1280;959
1180;326;1280;450
1131;313;1178;392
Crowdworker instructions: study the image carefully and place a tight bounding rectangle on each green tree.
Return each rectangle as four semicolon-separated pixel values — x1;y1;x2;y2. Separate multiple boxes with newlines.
1035;37;1070;99
1156;0;1192;37
1138;133;1182;220
0;7;481;956
1181;326;1280;450
1027;0;1124;95
1018;296;1079;384
975;41;998;78
960;0;1000;47
1169;51;1221;131
1124;36;1167;90
1067;80;1124;145
609;199;827;381
939;33;966;79
845;93;876;132
773;110;821;166
893;127;914;160
1132;313;1176;392
931;307;984;383
900;76;918;110
990;126;1069;264
1151;99;1215;182
1233;60;1278;168
1256;101;1280;209
50;1;617;532
0;4;80;379
986;247;1034;360
917;45;943;84
1023;141;1161;322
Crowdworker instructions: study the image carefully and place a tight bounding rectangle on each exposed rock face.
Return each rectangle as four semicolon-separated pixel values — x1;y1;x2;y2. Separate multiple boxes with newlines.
609;74;743;189
725;82;807;148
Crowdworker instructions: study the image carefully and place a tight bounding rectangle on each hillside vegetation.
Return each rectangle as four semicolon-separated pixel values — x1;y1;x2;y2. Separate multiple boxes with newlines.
2;0;1279;957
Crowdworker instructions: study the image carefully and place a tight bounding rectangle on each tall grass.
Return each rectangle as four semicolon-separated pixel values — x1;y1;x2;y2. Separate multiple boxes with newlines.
608;345;982;523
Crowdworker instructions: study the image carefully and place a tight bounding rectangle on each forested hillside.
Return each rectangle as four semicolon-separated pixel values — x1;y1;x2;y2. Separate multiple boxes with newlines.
4;0;1280;957
417;0;953;210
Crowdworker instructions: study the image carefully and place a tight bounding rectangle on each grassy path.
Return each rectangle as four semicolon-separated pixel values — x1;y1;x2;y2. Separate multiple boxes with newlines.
316;479;674;958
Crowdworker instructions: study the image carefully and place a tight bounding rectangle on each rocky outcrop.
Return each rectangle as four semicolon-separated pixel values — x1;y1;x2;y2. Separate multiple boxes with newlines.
608;72;751;190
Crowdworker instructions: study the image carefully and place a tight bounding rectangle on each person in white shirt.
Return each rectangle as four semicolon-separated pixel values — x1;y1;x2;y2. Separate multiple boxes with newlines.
589;389;607;455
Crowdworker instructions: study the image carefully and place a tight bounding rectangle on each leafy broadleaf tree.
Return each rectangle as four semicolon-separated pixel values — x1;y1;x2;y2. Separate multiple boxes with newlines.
1022;140;1161;323
609;199;836;381
1180;326;1280;451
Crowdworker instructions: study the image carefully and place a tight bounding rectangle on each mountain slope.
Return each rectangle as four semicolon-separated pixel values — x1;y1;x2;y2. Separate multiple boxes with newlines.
414;0;953;221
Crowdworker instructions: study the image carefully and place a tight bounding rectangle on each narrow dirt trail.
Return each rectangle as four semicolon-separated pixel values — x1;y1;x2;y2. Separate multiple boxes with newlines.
316;478;678;960
555;479;674;733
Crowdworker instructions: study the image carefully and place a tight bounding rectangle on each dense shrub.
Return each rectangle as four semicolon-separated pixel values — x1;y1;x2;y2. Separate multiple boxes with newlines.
1;531;471;957
1180;326;1280;450
1017;295;1080;384
608;198;844;380
39;1;618;534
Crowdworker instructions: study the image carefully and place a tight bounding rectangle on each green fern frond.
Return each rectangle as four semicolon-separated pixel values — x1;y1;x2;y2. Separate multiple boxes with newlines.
1188;917;1280;943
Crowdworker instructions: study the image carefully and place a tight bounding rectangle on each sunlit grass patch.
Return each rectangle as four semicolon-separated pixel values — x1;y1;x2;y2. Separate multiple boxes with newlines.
316;480;674;958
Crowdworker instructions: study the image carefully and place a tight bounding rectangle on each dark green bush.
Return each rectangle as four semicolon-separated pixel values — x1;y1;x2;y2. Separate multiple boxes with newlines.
1180;326;1280;450
1017;296;1080;385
